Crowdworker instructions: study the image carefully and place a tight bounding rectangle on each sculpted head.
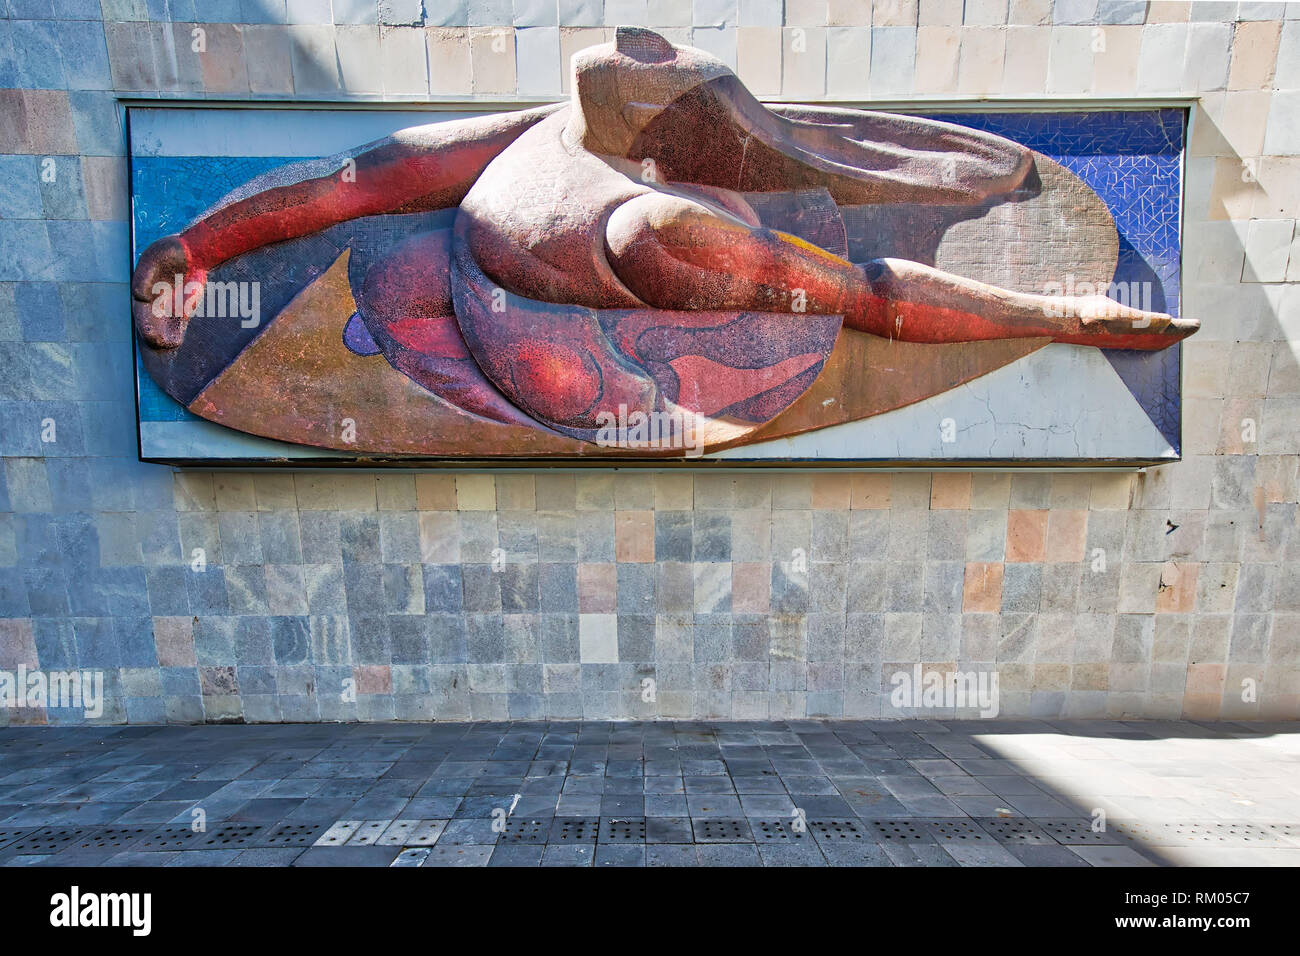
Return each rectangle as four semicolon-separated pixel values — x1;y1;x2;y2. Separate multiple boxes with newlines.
569;26;734;157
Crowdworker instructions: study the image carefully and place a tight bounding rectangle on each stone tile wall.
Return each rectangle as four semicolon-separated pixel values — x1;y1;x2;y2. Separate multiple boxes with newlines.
0;0;1297;723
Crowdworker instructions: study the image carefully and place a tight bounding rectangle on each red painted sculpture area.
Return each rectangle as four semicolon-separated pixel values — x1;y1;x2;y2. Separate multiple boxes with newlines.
131;27;1197;458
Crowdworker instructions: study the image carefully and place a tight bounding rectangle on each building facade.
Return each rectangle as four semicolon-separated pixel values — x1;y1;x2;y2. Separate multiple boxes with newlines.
0;0;1298;724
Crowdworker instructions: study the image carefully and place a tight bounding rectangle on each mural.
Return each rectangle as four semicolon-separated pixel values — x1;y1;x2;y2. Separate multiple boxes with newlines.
130;27;1194;464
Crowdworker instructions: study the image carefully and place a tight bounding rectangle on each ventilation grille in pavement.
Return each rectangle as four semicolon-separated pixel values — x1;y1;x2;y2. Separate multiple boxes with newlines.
809;819;867;842
925;819;991;842
599;818;647;843
67;827;153;851
7;827;93;854
752;819;813;841
195;824;264;849
0;828;33;850
867;820;931;842
692;818;752;843
549;818;598;842
500;819;549;844
257;822;328;848
977;818;1055;845
1036;819;1123;845
139;826;206;850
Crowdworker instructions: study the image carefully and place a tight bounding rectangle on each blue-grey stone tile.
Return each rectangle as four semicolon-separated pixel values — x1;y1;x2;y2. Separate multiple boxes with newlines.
0;156;43;221
271;615;310;665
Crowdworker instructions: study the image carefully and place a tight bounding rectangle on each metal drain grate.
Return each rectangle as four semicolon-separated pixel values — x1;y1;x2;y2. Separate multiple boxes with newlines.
9;827;94;854
195;824;264;849
315;821;363;846
257;822;329;848
549;817;598;843
347;820;392;846
0;828;33;850
1165;822;1288;846
599;817;647;843
500;818;550;844
809;819;867;842
867;820;931;843
1261;823;1300;846
925;819;991;842
692;818;752;843
392;820;446;846
752;819;813;842
977;818;1054;845
65;827;153;852
1036;819;1122;845
139;825;206;850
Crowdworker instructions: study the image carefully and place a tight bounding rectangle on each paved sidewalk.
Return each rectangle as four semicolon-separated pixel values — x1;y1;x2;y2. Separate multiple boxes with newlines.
0;720;1296;867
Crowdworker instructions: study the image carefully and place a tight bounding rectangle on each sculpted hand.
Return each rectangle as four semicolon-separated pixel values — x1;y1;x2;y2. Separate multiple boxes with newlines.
131;236;207;349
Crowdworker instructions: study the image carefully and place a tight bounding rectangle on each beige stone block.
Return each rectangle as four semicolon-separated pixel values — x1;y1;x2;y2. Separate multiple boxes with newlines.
242;25;295;95
1147;1;1190;22
1001;25;1049;94
811;474;853;509
1047;25;1093;95
415;474;457;510
1205;90;1272;159
1183;341;1227;398
1089;473;1133;510
1207;156;1262;221
930;472;971;509
782;26;827;98
1267;339;1300;396
428;27;473;96
957;26;1005;95
560;27;611;93
381;26;432;96
1007;0;1050;25
1230;18;1282;91
873;0;919;27
336;475;378;510
917;0;963;26
736;26;783;97
335;25;383;94
826;25;871;97
293;473;340;510
970;473;1011;510
849;474;891;509
615;511;654;562
82;157;128;221
914;25;960;93
374;475;416;511
828;0;874;25
198;23;249;95
964;0;1008;25
495;474;536;511
1253;157;1300;219
786;0;830;26
653;473;694;510
471;27;517;95
455;474;496;511
891;473;932;508
173;472;216;512
1091;24;1141;95
253;474;297;511
213;472;256;511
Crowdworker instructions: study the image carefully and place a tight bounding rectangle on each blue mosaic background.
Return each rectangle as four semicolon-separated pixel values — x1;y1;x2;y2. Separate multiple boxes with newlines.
132;108;1185;449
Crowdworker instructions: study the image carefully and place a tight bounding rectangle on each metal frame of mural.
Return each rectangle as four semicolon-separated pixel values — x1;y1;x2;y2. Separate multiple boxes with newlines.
128;29;1193;468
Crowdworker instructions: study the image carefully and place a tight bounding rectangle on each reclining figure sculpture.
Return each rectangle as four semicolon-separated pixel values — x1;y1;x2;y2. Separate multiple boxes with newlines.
132;27;1196;455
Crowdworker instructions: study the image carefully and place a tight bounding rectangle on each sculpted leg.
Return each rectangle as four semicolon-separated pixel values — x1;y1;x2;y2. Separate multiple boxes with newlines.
605;192;1197;350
